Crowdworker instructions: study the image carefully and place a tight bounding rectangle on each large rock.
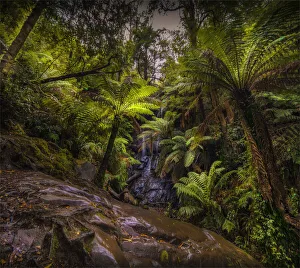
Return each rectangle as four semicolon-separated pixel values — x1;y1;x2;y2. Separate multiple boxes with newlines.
0;170;262;267
75;161;97;182
0;134;75;179
129;175;177;206
129;155;177;206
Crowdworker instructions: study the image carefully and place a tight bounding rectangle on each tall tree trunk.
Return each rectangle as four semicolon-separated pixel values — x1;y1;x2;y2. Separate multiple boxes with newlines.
233;89;288;212
194;87;206;124
143;48;148;80
94;117;120;188
210;89;226;133
0;0;47;74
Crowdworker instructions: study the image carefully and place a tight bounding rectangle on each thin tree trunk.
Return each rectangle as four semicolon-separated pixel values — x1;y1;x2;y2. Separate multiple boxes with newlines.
0;0;47;74
234;89;288;212
194;87;206;124
198;93;206;122
94;117;120;188
143;48;148;80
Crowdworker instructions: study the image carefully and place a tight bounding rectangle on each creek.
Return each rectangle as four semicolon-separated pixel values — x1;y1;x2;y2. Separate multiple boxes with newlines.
0;170;261;267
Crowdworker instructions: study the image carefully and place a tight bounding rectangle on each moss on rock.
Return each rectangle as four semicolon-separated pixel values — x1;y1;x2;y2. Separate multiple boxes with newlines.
0;134;75;179
160;250;169;263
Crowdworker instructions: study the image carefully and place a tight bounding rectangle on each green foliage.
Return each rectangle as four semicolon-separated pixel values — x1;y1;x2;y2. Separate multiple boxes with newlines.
175;161;223;207
94;74;159;186
257;91;300;166
214;152;299;267
174;161;234;232
139;111;179;153
106;137;140;192
287;188;299;217
0;78;39;127
79;142;103;162
235;195;299;267
184;2;299;93
1;2;299;267
95;75;159;120
159;127;213;180
42;90;110;155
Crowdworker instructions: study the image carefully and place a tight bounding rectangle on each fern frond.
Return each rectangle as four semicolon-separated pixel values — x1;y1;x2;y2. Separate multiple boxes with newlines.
178;206;203;218
222;219;235;233
215;170;238;190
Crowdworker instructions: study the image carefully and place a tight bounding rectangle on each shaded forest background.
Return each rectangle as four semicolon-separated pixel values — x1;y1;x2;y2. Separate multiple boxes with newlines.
0;0;299;266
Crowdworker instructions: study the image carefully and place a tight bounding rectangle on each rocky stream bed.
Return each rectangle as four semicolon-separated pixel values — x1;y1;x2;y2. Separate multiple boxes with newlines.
0;170;262;267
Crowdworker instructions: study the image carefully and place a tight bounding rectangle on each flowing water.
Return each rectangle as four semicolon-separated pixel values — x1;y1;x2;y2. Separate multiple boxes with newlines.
128;109;177;206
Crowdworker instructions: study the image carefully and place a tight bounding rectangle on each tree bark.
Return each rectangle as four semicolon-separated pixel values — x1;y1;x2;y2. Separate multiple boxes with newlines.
143;48;148;80
39;56;117;84
0;0;47;74
210;88;226;132
194;87;206;124
233;89;288;212
94;117;120;188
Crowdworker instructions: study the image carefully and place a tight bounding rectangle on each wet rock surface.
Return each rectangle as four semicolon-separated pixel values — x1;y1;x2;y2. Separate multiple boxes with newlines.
129;155;177;206
0;170;262;267
75;161;96;182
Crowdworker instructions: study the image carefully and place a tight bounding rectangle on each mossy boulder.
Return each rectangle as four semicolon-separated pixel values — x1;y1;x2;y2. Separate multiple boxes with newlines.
0;134;75;179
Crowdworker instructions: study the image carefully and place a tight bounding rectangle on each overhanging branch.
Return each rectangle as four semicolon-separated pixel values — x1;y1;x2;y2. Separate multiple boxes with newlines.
160;2;184;12
39;55;117;84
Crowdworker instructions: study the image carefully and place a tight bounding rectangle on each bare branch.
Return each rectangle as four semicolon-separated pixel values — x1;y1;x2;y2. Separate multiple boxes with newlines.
38;55;118;84
161;5;184;12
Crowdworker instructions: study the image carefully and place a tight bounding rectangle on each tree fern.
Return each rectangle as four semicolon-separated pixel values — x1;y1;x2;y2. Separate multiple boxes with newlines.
174;161;236;232
183;1;299;212
178;206;203;218
174;162;220;211
94;74;159;186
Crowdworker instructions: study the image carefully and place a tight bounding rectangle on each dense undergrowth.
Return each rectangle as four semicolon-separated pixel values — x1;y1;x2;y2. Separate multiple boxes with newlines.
0;0;299;266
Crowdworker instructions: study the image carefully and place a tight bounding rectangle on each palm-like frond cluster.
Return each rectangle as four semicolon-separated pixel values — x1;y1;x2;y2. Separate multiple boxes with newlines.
184;1;299;94
95;76;159;119
44;94;110;141
179;1;299;213
93;74;160;186
138;113;177;154
257;91;300;164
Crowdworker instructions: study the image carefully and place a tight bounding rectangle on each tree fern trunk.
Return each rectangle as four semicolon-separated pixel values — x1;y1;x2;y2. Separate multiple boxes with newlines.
194;87;206;124
0;0;47;74
94;117;120;188
210;89;226;133
233;89;288;212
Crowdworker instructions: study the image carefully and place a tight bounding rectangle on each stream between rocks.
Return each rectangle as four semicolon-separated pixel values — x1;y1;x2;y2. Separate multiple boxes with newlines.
0;170;262;267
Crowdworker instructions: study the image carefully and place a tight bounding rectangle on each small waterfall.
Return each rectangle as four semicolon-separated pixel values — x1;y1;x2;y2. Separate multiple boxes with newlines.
141;136;146;157
128;105;177;207
151;140;159;170
154;140;159;154
158;106;165;118
144;155;152;176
